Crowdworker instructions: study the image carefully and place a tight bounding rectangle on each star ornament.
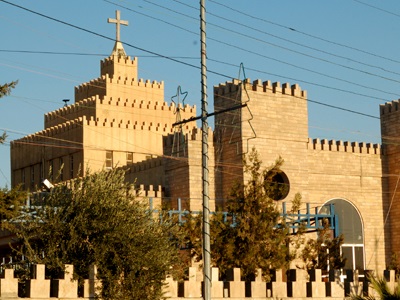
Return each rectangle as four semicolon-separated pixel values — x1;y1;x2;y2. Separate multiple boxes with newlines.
171;86;188;114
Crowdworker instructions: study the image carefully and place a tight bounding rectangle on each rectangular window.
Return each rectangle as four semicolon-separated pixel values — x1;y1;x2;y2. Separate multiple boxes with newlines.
106;151;113;169
39;162;44;183
59;158;64;181
355;246;364;271
49;160;54;181
70;155;74;179
126;152;133;165
342;246;353;270
21;168;26;188
30;166;35;189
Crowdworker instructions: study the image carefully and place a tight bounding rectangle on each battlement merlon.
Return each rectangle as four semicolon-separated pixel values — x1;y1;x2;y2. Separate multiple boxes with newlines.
214;78;307;99
189;127;213;142
135;184;164;199
109;77;164;91
85;116;200;134
75;77;107;103
100;55;138;80
308;138;381;155
124;158;163;176
162;127;210;147
380;100;400;115
75;73;166;104
11;117;85;152
45;97;98;128
90;95;195;110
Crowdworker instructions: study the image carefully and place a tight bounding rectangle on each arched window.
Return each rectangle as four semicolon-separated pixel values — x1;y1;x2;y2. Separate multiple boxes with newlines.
321;199;364;270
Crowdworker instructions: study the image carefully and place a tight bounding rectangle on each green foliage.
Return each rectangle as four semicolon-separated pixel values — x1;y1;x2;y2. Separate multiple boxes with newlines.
351;274;400;300
11;168;181;300
387;253;400;275
0;81;18;144
0;186;26;228
220;150;292;280
0;132;7;145
0;81;17;98
299;218;346;271
181;148;346;280
182;148;302;281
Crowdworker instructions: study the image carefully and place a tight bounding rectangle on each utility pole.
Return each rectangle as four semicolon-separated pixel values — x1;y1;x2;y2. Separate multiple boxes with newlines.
173;3;246;299
200;0;211;299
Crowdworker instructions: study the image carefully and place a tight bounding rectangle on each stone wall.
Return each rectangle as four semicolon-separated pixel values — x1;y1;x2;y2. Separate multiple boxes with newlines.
0;265;394;299
213;78;387;271
214;79;309;206
307;138;386;272
163;128;216;211
380;100;400;256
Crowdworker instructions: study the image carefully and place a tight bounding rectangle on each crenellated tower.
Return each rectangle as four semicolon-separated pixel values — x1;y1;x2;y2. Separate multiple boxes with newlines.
10;10;197;191
380;100;400;255
213;79;309;207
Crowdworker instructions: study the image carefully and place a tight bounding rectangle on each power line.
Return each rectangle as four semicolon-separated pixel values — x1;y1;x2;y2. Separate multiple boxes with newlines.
1;50;381;121
207;35;400;92
353;0;400;18
0;0;227;80
0;1;384;123
208;58;394;101
0;1;392;122
169;0;400;79
208;0;400;65
111;0;400;97
0;49;198;59
3;48;395;101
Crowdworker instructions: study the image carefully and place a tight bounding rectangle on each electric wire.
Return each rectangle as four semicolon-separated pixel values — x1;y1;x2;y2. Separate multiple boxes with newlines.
353;0;400;18
168;0;400;79
2;0;396;110
2;50;397;101
101;0;400;99
0;50;382;157
0;1;394;190
208;58;395;101
0;0;228;80
366;168;400;269
3;78;384;165
0;49;198;60
0;0;396;230
209;0;400;65
1;52;381;124
0;167;10;186
1;0;397;117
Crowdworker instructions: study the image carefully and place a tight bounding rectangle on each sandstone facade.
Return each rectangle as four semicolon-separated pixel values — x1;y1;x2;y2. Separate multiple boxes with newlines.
10;18;398;274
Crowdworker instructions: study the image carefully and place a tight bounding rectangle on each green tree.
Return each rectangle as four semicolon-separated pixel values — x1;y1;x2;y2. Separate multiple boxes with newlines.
11;168;181;300
299;218;346;271
387;252;400;275
0;132;6;145
0;82;17;97
0;186;26;228
0;81;18;144
351;274;400;300
183;148;302;281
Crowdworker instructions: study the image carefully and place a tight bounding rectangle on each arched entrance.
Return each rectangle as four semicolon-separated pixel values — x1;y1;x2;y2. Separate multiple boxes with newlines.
320;198;365;270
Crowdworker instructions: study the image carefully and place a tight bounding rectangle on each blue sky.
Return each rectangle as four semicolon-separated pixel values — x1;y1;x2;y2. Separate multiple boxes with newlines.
1;0;399;188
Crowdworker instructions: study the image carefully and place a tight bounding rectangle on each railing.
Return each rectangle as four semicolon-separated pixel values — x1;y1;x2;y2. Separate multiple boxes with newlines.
149;198;338;235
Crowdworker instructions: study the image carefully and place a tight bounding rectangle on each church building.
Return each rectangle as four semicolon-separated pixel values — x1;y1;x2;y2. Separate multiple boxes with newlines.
10;10;400;273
